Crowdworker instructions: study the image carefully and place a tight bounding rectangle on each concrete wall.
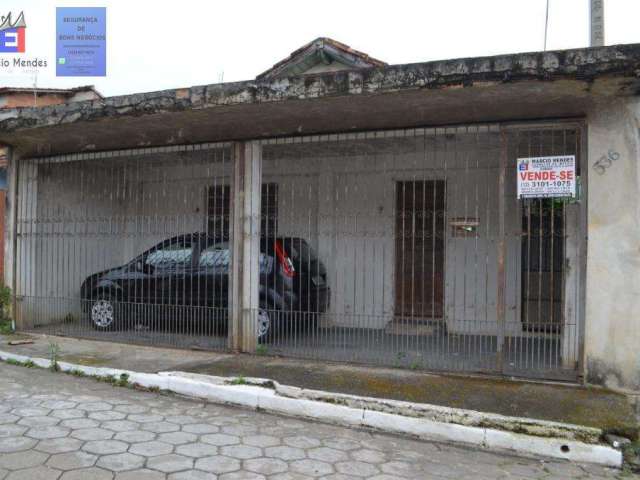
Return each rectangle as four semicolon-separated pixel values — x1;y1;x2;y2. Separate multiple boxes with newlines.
585;97;640;391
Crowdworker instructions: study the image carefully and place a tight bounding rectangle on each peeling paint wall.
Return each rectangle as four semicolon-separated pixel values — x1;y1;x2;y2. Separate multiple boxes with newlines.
586;97;640;391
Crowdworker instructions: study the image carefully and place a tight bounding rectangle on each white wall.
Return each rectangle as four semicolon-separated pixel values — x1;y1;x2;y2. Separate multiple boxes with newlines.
263;132;523;333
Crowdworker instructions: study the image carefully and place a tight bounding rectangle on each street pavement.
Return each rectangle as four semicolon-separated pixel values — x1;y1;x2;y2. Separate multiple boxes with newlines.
0;362;632;479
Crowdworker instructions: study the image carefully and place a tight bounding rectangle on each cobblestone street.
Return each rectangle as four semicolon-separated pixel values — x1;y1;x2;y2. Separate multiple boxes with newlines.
0;362;631;479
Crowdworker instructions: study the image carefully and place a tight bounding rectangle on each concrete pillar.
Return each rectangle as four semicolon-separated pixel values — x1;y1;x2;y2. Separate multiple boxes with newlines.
585;98;640;391
496;131;507;372
229;141;262;352
562;203;580;369
3;146;19;330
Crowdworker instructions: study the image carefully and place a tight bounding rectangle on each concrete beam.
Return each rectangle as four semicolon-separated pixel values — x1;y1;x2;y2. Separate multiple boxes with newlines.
0;44;639;157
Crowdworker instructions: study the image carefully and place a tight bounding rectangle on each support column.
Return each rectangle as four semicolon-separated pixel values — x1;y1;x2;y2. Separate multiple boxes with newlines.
562;204;580;369
496;130;507;373
4;146;19;330
229;141;262;353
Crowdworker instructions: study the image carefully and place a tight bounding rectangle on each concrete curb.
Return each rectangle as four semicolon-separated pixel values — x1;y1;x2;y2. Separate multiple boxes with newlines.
272;379;603;443
0;350;622;468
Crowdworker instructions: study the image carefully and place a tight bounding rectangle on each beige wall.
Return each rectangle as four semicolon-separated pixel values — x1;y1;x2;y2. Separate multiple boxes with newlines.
585;97;640;391
0;90;100;109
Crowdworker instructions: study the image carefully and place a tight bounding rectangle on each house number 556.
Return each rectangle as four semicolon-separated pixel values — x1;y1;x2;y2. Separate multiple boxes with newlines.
592;150;620;175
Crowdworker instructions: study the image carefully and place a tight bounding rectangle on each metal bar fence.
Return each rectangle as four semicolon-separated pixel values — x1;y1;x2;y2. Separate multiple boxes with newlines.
253;123;584;379
15;143;233;351
13;122;585;381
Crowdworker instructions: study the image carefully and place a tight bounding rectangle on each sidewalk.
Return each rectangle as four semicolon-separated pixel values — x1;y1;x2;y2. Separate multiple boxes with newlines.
2;332;637;439
4;361;630;480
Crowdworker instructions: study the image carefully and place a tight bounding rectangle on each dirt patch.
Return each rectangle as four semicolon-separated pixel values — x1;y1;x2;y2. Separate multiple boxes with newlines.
1;332;33;342
60;354;110;366
187;354;638;437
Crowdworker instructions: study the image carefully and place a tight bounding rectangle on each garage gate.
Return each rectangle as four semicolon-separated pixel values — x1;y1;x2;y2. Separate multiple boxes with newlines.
11;122;586;380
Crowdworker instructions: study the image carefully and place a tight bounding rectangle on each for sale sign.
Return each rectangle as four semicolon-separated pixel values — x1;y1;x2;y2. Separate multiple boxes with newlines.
517;155;576;199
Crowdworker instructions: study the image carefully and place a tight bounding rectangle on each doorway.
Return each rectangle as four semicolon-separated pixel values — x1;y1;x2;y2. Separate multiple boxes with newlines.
521;198;565;332
395;180;446;320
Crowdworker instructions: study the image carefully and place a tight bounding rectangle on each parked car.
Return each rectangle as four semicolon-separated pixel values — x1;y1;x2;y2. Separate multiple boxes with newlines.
80;233;330;341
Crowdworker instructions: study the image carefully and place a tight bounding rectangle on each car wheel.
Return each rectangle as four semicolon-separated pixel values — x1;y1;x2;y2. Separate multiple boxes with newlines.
90;295;120;331
257;307;272;343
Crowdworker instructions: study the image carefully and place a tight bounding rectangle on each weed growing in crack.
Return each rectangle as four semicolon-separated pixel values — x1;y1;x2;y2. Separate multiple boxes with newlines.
116;373;130;387
230;375;247;385
48;342;60;372
1;355;167;396
256;344;268;356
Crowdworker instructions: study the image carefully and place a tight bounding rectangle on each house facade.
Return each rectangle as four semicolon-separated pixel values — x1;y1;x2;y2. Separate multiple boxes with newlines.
0;39;638;391
0;85;102;281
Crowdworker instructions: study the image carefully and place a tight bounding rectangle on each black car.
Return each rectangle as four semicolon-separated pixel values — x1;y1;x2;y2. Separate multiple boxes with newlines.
80;234;330;341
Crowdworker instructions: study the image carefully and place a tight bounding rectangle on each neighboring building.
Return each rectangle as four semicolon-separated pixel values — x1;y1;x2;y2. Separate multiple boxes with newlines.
0;85;102;109
0;85;102;281
256;37;387;79
0;39;638;392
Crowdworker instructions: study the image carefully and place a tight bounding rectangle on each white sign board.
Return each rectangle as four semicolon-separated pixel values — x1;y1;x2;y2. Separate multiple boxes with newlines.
517;155;576;199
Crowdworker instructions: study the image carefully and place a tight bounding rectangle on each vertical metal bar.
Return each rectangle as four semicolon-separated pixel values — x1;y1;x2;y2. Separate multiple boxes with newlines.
496;129;507;373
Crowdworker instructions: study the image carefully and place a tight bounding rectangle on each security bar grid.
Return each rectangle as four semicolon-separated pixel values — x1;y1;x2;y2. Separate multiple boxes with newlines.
12;122;585;381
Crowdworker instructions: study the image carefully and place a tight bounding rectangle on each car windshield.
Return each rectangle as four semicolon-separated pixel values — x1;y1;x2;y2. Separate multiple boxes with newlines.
199;244;230;268
145;243;193;268
203;242;273;273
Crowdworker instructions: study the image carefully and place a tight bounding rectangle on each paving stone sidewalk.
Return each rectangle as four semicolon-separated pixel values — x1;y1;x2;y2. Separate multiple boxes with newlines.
0;363;633;480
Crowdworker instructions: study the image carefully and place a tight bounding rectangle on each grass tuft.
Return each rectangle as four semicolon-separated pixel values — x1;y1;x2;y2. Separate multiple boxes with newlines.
230;375;247;385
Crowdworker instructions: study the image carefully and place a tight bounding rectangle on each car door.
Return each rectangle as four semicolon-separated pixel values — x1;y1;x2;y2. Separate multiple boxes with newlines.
194;242;230;332
142;238;195;326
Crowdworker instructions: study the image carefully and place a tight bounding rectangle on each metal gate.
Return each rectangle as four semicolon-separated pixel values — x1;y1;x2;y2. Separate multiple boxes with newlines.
12;122;585;380
14;144;233;350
